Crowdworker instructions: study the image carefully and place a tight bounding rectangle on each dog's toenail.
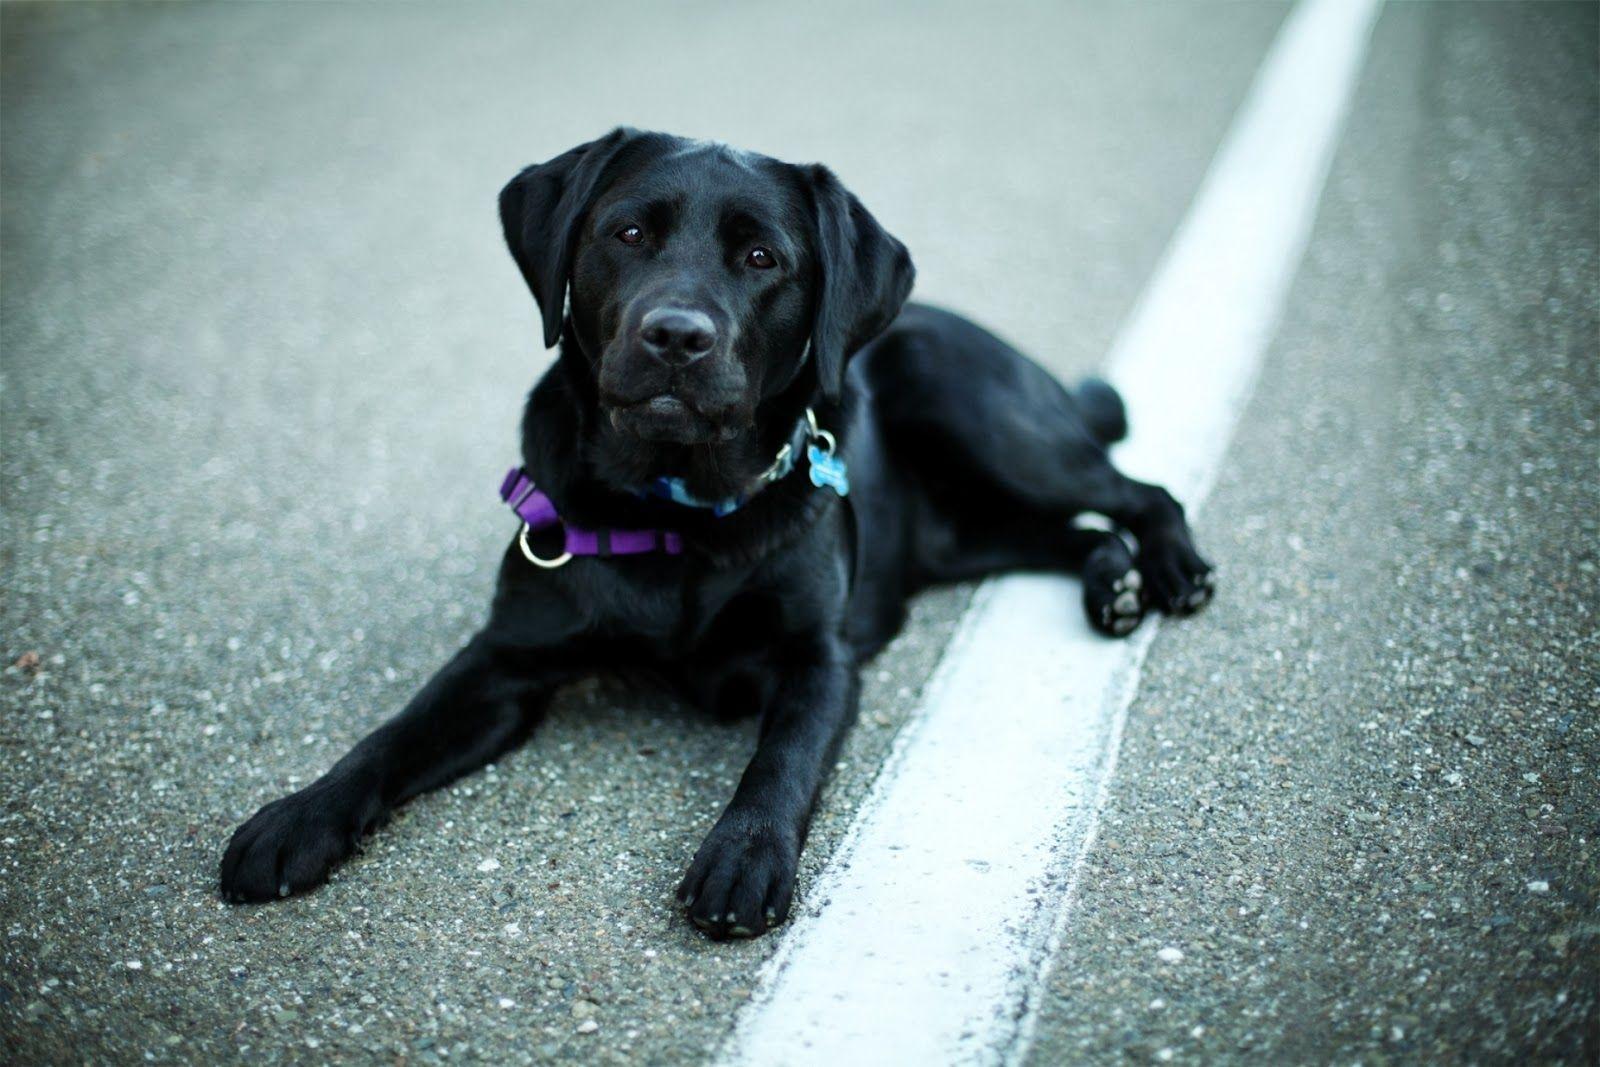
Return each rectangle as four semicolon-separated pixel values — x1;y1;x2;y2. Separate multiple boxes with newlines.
1114;591;1138;614
730;924;754;937
278;882;290;898
692;916;712;930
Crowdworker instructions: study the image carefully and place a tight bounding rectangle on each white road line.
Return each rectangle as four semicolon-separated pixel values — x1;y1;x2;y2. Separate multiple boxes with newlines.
719;1;1384;1064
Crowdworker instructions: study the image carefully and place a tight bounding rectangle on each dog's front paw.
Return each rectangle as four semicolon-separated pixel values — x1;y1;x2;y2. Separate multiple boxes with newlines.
219;780;381;903
1137;529;1216;616
677;810;798;940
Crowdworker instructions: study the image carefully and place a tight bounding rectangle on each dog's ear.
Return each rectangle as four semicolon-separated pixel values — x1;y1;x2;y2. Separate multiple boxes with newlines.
805;165;916;401
499;128;640;349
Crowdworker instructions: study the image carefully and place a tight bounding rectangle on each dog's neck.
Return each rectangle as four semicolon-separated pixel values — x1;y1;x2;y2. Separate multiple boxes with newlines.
520;355;838;533
517;361;855;572
627;416;814;516
585;405;806;506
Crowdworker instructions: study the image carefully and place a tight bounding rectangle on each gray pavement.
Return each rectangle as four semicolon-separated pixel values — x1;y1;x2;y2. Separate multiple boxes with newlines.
1;2;1593;1064
1027;4;1599;1062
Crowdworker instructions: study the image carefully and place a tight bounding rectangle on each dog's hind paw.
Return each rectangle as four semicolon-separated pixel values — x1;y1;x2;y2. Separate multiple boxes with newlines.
1086;567;1146;637
1082;535;1146;638
1138;529;1216;616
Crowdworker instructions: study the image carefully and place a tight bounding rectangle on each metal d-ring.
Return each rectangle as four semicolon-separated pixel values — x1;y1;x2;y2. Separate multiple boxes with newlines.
518;522;572;569
804;407;837;456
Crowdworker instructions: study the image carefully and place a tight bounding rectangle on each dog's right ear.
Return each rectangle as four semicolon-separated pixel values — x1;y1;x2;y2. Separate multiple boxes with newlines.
499;128;640;349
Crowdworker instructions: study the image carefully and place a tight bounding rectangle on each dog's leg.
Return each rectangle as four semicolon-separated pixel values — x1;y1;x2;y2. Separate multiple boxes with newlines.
676;634;858;939
220;633;569;902
1049;457;1216;616
913;516;1146;637
915;425;1213;618
867;315;1215;617
959;432;1213;616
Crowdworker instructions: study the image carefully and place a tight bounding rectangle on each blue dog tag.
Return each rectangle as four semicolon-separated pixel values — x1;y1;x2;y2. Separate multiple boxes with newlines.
807;444;849;497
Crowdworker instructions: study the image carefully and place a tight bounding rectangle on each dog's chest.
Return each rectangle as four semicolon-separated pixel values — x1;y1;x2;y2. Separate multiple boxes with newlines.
574;557;760;657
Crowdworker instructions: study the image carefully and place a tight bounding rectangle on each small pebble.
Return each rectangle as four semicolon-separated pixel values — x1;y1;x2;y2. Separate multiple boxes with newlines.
1157;946;1184;964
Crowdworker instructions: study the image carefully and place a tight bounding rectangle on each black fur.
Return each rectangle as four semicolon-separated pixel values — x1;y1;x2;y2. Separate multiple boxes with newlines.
219;130;1214;938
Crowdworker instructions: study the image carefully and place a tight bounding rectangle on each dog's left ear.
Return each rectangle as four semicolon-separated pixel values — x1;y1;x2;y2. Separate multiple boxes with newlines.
499;127;641;349
806;165;916;401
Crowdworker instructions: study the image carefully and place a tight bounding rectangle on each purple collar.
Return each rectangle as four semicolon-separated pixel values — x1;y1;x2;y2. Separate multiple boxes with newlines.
500;468;683;567
500;410;848;568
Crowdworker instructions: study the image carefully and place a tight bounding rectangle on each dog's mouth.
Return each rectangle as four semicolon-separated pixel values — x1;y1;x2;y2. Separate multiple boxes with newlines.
605;395;739;445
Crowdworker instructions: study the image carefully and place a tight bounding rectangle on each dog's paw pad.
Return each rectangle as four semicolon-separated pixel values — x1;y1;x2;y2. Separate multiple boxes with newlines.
1088;568;1146;638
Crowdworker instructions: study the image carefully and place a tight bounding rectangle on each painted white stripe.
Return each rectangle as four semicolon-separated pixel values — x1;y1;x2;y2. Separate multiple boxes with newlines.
720;2;1383;1064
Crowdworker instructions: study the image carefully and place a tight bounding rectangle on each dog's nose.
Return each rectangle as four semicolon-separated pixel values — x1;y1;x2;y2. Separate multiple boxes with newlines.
639;307;717;365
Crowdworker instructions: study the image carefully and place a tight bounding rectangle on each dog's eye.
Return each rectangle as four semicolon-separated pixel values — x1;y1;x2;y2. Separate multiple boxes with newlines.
616;225;644;246
745;247;776;270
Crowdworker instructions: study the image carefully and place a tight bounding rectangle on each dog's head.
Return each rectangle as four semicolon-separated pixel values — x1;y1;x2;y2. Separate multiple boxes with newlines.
499;129;913;489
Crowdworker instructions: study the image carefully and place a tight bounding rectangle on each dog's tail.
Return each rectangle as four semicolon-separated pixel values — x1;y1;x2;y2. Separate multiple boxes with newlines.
1075;377;1128;446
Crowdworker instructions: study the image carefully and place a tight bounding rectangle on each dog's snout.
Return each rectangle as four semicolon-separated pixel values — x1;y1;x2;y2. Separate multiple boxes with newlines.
639;307;717;365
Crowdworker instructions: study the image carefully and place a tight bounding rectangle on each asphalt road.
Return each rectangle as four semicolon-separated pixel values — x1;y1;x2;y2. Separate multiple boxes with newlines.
2;2;1594;1064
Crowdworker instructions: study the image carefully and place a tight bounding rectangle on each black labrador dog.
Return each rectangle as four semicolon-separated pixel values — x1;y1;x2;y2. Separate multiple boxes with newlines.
220;129;1213;938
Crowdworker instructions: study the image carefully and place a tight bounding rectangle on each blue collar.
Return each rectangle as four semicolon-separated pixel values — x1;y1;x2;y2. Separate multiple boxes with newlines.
632;407;849;516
